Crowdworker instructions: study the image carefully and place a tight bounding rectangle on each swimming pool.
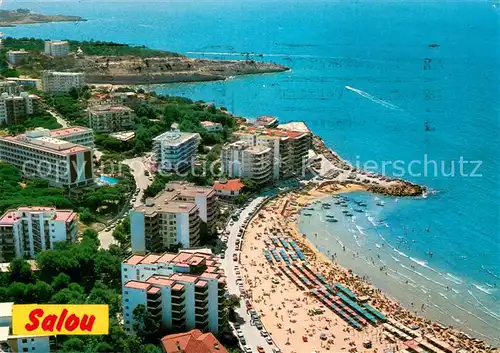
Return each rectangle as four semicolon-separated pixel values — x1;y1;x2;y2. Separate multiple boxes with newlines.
99;175;119;185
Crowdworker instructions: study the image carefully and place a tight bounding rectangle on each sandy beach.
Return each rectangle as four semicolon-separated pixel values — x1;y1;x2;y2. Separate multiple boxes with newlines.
238;184;497;353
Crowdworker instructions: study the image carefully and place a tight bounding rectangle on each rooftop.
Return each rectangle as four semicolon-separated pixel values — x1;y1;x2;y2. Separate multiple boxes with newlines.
153;130;200;147
134;188;199;215
166;182;215;198
161;329;228;353
124;281;151;290
0;134;90;156
241;126;310;139
254;115;278;126
123;249;217;267
200;121;222;127
50;126;92;138
89;104;134;113
213;179;245;192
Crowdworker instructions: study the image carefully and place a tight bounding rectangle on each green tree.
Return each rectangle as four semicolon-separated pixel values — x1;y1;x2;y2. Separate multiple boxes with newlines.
51;273;71;291
132;305;160;344
9;258;35;284
61;337;85;352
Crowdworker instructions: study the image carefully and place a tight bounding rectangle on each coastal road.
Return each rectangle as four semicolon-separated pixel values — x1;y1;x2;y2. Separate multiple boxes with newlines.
47;109;69;128
221;196;280;352
98;157;153;249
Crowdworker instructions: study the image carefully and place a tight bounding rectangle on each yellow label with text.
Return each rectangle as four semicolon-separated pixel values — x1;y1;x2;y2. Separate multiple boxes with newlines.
12;304;109;336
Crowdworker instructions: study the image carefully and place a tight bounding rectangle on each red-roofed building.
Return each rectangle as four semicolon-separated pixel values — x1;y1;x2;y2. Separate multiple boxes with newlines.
161;329;228;353
213;179;245;197
0;207;78;262
122;249;226;336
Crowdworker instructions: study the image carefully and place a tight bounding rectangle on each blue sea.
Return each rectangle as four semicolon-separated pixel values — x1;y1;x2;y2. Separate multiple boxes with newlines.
3;0;498;344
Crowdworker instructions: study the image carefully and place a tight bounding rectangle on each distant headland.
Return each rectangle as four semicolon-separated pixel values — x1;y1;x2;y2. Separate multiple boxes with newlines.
0;8;86;27
1;37;289;85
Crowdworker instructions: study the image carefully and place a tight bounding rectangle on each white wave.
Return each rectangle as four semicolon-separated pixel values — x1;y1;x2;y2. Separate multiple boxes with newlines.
367;216;377;227
345;85;403;111
390;255;400;262
445;273;464;285
473;283;496;295
409;257;437;272
438;292;448;299
375;243;382;249
467;290;500;321
400;264;447;288
393;248;409;258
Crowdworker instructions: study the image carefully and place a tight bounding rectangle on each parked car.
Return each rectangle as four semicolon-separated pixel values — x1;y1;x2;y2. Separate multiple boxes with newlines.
257;346;265;353
233;253;238;261
266;336;273;345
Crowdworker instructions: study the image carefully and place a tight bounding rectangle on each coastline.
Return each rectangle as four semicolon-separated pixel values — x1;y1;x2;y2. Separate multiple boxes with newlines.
239;185;497;353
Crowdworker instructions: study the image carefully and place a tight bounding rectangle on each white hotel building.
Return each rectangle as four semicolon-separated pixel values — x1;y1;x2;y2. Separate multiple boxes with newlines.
221;140;273;185
130;193;200;253
0;207;78;262
122;250;226;335
41;70;85;93
0;128;95;188
152;130;200;173
49;126;95;148
44;40;70;57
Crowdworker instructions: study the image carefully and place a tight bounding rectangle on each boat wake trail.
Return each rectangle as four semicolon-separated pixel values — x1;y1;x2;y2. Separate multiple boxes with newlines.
345;85;403;111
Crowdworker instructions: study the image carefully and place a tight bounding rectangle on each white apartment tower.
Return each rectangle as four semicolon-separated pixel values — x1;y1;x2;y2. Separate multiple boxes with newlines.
44;40;70;56
233;127;312;180
220;141;272;185
130;192;201;253
121;250;226;335
41;70;85;93
152;130;200;172
0;92;40;125
88;105;135;132
0;207;78;262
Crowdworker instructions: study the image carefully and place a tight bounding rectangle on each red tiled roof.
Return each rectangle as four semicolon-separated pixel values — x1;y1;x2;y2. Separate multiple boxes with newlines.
161;329;228;353
213;179;244;192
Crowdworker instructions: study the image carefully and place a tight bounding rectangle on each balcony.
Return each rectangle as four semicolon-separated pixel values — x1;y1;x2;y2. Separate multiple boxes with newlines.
172;317;185;329
195;286;208;295
171;303;186;315
195;298;208;308
171;290;184;299
149;306;162;318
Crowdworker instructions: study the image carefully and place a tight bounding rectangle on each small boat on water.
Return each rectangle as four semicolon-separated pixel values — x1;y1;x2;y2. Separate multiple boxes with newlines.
340;204;348;208
342;210;349;214
322;204;331;209
323;202;332;206
355;209;364;213
376;201;385;206
304;213;312;216
334;201;342;205
326;218;338;223
326;214;336;218
355;201;367;207
345;213;354;217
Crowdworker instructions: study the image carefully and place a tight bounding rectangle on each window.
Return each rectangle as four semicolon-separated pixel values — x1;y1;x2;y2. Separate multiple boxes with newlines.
125;320;130;324
125;299;129;302
124;291;128;294
23;349;28;353
22;339;27;343
125;313;129;317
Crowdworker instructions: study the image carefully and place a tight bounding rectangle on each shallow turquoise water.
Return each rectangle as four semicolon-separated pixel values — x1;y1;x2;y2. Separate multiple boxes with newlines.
3;0;498;344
